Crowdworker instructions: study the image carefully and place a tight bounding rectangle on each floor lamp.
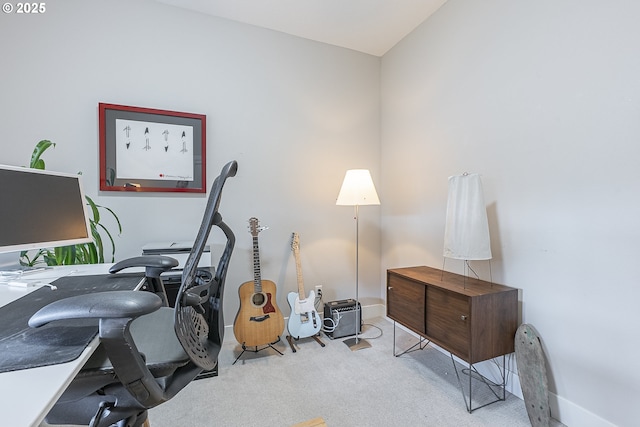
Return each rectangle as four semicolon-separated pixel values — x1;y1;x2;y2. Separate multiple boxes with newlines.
336;169;380;351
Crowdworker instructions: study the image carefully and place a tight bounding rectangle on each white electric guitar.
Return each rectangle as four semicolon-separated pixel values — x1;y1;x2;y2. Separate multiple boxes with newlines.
287;232;321;339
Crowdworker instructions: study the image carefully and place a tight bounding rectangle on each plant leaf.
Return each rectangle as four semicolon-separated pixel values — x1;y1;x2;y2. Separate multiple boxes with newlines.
85;196;100;223
30;140;55;169
91;224;105;263
95;221;116;262
86;242;98;264
96;204;122;234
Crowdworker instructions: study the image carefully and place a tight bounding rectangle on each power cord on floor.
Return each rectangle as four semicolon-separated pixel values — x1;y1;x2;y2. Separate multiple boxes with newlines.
359;322;383;340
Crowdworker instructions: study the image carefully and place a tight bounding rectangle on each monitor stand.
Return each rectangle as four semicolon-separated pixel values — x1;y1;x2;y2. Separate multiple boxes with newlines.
0;252;51;282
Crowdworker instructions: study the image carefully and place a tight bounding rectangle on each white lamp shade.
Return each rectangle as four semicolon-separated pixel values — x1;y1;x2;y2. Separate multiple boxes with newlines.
443;173;492;260
336;169;380;206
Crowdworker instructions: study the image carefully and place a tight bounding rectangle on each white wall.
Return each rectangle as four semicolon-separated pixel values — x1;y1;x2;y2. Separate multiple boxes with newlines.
381;1;640;426
4;0;635;425
0;0;382;333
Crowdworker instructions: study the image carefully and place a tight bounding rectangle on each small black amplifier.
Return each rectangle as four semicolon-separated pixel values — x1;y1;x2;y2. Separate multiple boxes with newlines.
323;299;361;339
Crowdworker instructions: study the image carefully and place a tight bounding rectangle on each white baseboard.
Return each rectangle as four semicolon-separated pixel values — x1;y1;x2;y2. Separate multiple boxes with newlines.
550;391;618;427
362;302;386;319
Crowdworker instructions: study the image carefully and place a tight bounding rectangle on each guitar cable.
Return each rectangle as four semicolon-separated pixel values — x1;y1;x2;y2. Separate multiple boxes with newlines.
314;289;339;333
322;310;339;333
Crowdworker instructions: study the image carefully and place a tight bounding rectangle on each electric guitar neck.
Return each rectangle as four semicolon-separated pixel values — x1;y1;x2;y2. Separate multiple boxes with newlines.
287;232;321;339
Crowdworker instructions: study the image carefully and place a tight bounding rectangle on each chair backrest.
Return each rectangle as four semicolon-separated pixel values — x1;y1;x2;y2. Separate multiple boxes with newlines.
174;160;237;371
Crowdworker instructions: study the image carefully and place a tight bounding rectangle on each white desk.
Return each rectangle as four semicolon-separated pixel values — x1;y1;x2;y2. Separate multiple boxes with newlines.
0;264;143;427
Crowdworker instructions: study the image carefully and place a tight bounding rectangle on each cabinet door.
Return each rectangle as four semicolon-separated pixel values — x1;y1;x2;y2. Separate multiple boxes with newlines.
387;274;425;334
426;286;470;360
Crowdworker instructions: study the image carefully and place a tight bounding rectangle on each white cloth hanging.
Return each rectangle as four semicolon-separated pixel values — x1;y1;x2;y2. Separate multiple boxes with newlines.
443;173;492;260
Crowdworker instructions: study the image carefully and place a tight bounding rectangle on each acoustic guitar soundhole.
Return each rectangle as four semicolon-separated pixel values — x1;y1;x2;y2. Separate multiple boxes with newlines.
252;292;265;306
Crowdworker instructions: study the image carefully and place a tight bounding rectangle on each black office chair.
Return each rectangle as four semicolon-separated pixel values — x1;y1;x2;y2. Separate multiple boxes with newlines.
29;160;238;427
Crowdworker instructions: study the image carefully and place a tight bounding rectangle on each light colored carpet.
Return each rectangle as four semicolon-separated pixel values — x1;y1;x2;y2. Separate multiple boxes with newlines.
148;317;563;427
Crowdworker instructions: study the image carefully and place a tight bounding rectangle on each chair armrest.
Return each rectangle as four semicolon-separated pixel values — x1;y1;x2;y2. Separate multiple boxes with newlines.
110;255;179;307
109;255;179;278
28;291;162;328
29;291;168;408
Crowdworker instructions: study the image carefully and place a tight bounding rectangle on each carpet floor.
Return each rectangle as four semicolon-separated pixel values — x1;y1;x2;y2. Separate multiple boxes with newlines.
148;317;565;427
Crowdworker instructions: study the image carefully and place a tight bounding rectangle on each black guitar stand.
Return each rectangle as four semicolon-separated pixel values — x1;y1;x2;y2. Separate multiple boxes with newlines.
232;336;284;365
286;333;325;353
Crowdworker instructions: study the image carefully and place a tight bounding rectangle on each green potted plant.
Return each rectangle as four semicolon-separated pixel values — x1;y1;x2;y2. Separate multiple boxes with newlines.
19;140;122;266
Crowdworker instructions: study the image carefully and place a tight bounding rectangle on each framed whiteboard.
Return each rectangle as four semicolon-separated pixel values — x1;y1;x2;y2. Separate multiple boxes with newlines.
99;103;206;193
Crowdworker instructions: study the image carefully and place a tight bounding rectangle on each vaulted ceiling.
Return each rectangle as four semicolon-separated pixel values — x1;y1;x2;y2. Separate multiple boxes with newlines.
153;0;448;56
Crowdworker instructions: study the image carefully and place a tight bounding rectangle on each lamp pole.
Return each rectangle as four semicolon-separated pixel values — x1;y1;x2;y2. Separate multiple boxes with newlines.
343;203;371;350
354;204;361;343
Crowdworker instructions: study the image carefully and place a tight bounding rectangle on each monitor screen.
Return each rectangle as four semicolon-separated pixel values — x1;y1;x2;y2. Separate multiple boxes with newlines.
0;165;92;254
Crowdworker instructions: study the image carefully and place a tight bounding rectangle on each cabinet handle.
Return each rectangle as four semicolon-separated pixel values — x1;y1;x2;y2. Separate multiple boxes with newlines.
460;315;468;321
388;286;393;290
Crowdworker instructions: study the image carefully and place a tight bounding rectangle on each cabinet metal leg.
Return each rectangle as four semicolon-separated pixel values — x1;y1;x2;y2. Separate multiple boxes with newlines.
451;354;507;413
392;321;430;357
392;321;508;413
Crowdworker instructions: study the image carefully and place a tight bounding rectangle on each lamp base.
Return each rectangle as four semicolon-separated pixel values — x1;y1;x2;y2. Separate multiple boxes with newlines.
343;337;371;351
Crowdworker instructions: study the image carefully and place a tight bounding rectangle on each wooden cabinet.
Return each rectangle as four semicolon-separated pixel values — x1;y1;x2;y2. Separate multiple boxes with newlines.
387;266;518;364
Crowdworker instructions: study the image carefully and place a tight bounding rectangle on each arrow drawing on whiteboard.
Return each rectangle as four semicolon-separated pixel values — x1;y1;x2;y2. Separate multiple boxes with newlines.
180;131;188;153
123;125;131;149
144;127;151;151
163;129;170;151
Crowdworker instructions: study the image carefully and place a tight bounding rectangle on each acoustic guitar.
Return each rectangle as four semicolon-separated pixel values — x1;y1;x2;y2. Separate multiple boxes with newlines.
287;232;321;339
233;217;284;347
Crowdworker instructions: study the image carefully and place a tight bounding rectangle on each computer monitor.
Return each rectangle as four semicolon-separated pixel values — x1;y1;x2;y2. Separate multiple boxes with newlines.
0;165;92;255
